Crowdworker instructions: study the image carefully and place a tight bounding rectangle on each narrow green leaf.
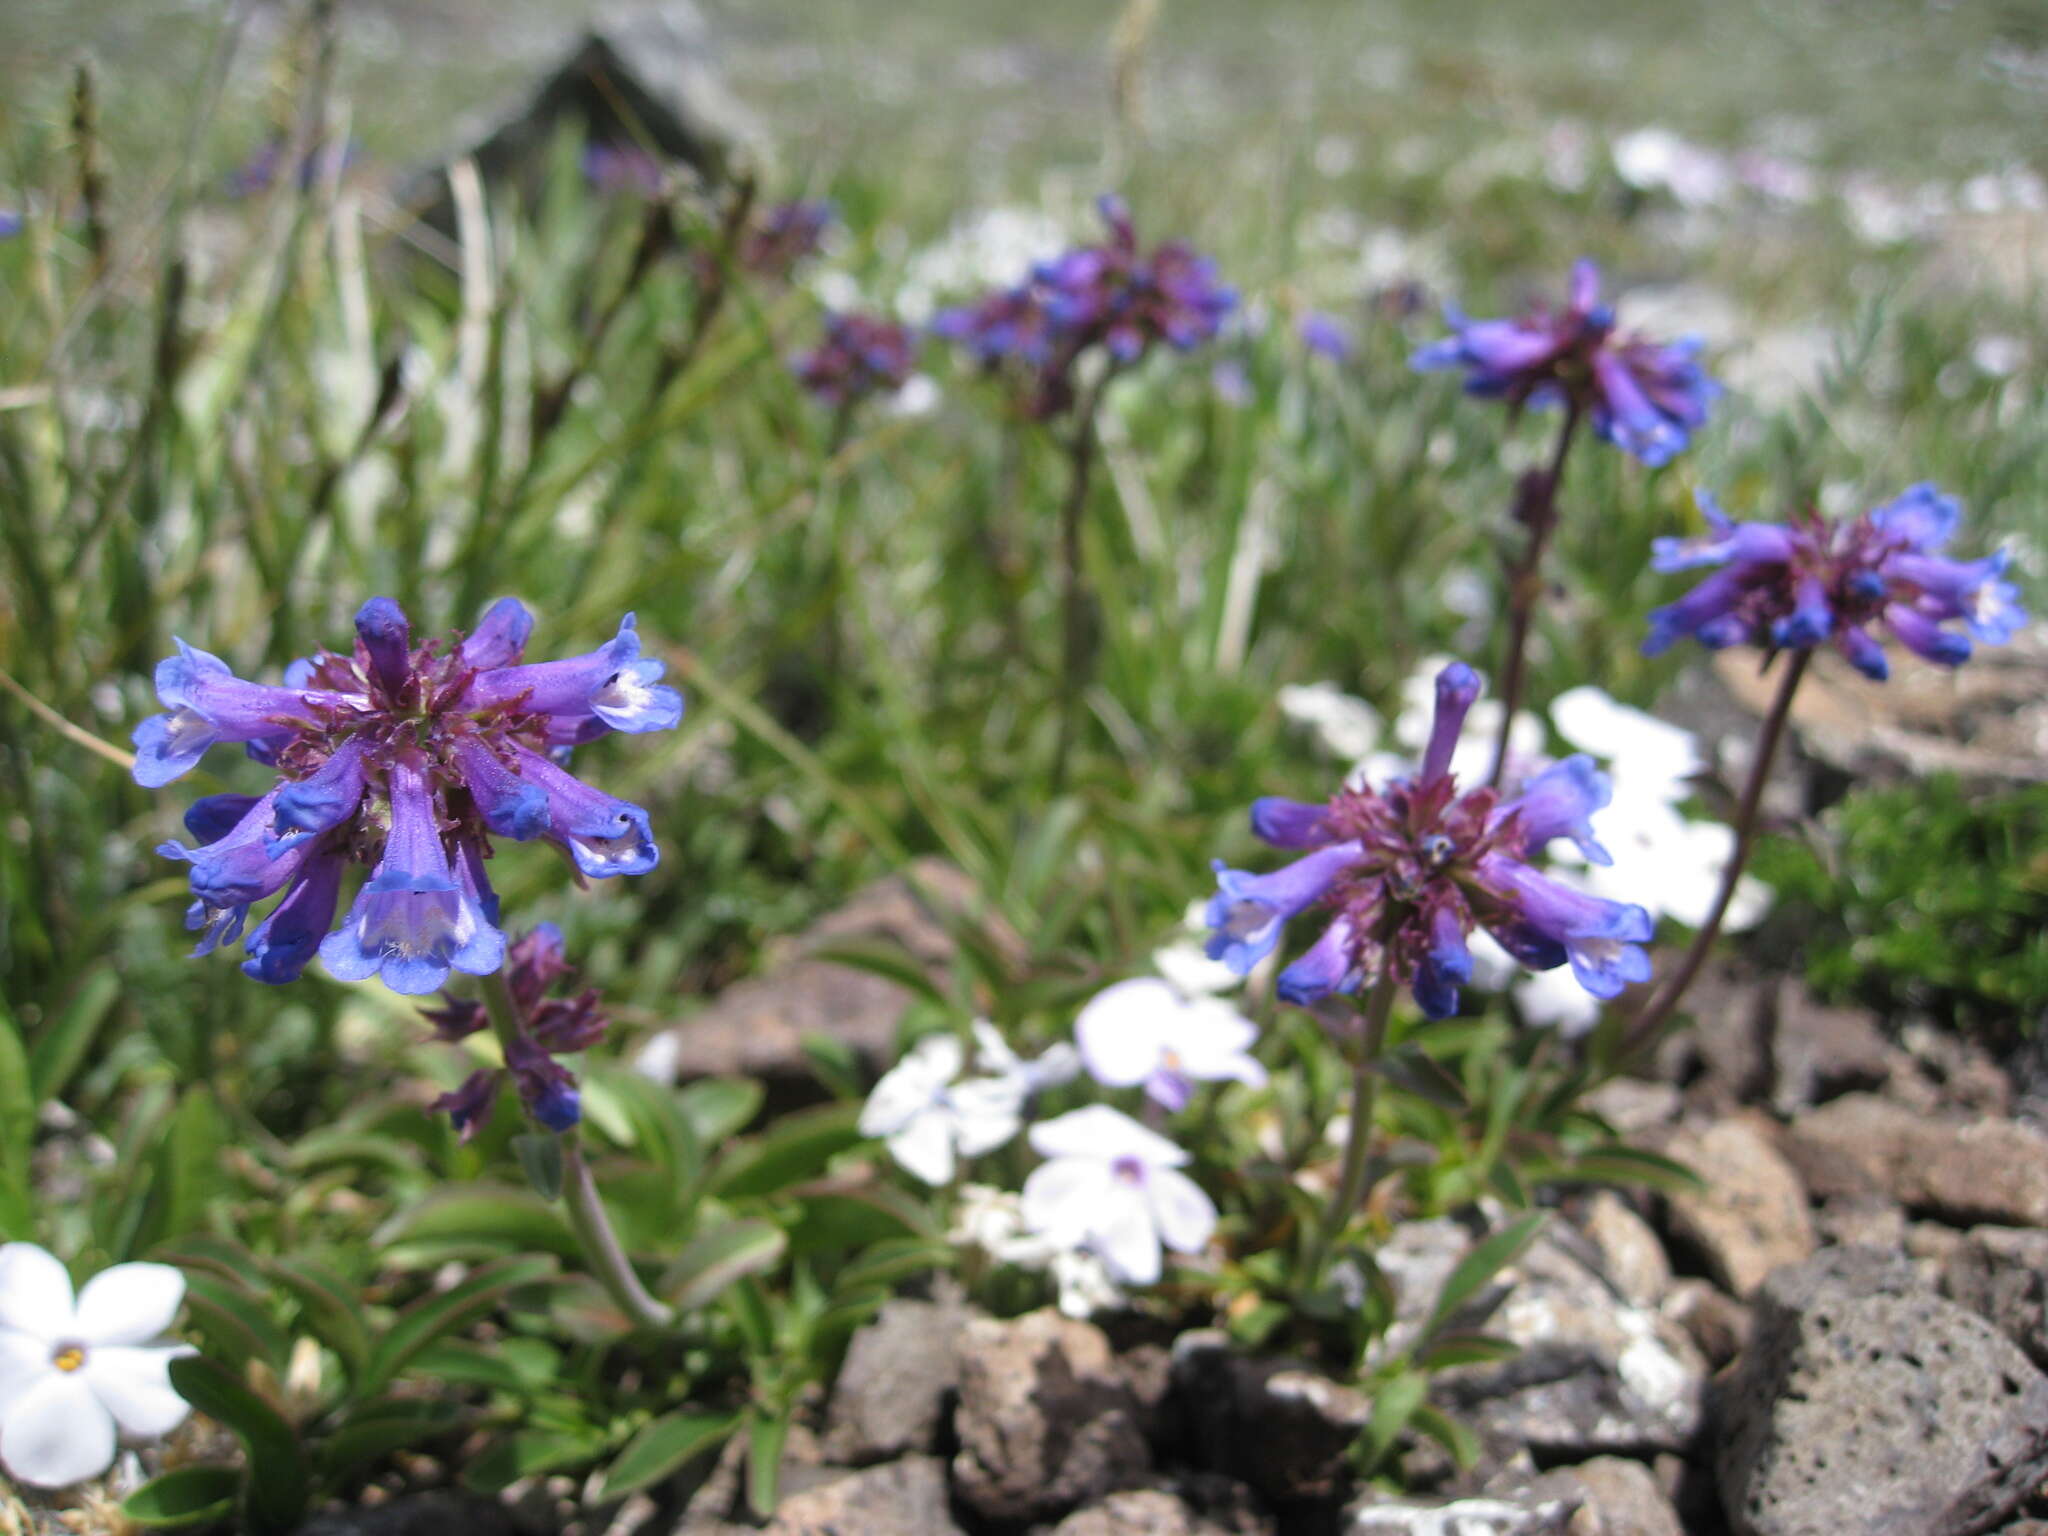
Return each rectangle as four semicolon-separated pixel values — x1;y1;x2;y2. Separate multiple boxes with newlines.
514;1134;566;1200
375;1185;580;1265
178;1274;289;1375
265;1258;371;1382
745;1406;790;1519
30;970;120;1101
360;1253;556;1395
0;1011;36;1238
707;1102;863;1200
122;1465;240;1529
403;1339;533;1394
1414;1332;1522;1370
676;1076;764;1146
1560;1146;1707;1195
459;1425;608;1494
318;1401;467;1480
833;1237;953;1295
661;1220;788;1311
1421;1213;1545;1341
1409;1404;1482;1471
166;1357;307;1536
596;1410;738;1499
1359;1370;1427;1473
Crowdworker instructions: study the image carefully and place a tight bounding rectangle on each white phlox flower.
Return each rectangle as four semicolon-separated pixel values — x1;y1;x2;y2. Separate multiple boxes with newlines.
860;1023;1073;1187
1074;978;1266;1112
0;1243;195;1489
1021;1106;1217;1286
1276;682;1382;762
946;1184;1128;1316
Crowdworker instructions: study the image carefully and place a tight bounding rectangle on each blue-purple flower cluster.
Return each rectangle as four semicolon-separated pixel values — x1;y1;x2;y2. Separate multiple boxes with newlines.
134;598;679;996
1412;259;1719;467
423;924;604;1137
1644;484;2026;677
1207;662;1654;1018
936;195;1236;419
791;312;918;407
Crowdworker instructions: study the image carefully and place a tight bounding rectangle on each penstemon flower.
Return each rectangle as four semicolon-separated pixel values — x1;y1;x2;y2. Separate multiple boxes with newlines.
133;598;681;995
1411;258;1719;466
1206;661;1654;1019
791;311;918;407
1643;484;2026;677
0;1244;194;1488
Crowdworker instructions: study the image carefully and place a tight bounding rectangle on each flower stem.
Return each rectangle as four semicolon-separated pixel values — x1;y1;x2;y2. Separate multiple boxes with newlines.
1304;972;1397;1286
1486;401;1582;790
1615;648;1811;1064
1050;370;1114;797
478;970;675;1331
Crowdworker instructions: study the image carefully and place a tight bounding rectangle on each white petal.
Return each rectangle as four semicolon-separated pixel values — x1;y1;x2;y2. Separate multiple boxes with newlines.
74;1263;185;1347
1170;1001;1264;1081
968;1020;1020;1074
0;1244;74;1341
885;1112;958;1187
1089;1185;1162;1285
1075;980;1176;1087
1020;1158;1108;1247
860;1036;962;1136
1151;941;1243;997
0;1370;115;1488
1022;1042;1082;1092
1147;1166;1219;1257
0;1331;50;1418
84;1345;194;1439
947;1080;1025;1157
1028;1105;1187;1167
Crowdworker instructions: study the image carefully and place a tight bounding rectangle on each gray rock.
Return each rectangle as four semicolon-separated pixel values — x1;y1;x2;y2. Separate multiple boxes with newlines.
1431;1232;1707;1458
1345;1490;1579;1535
763;1455;963;1536
1368;1217;1483;1364
1661;1116;1815;1298
1581;1079;1683;1139
1942;1226;2048;1369
1050;1485;1272;1536
1171;1329;1372;1503
1812;1197;1906;1254
1716;1246;2048;1536
1580;1193;1672;1310
1660;1278;1752;1371
952;1310;1150;1525
1767;981;1894;1114
1896;1023;2014;1118
1792;1094;2048;1228
822;1292;971;1464
644;859;1019;1100
1543;1457;1684;1536
297;1496;517;1536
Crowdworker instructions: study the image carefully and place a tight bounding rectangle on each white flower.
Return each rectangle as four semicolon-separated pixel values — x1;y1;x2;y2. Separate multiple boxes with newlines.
860;1024;1073;1187
1074;978;1266;1112
1151;901;1245;997
1277;681;1381;762
1021;1107;1217;1285
0;1243;194;1489
1049;1249;1125;1318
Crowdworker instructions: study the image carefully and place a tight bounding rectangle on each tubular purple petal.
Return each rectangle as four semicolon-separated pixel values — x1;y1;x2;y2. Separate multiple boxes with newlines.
1274;914;1363;1004
450;737;551;842
1503;755;1614;865
465;614;682;734
1419;662;1482;785
1204;841;1363;974
1883;603;1972;667
1249;797;1340;849
240;849;347;985
1868;483;1961;553
132;641;334;788
506;744;659;878
268;738;369;857
458;598;535;671
354;597;413;700
184;793;261;846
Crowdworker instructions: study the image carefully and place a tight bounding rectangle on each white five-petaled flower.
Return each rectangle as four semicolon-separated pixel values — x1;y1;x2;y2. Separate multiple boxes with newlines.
859;1023;1077;1187
0;1243;195;1488
1074;978;1267;1112
1020;1106;1217;1286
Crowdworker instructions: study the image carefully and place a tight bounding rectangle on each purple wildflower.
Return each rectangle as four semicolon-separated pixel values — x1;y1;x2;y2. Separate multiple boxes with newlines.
1643;484;2026;678
422;924;608;1136
133;597;681;992
1411;259;1719;467
1207;662;1654;1019
0;210;21;241
582;143;667;199
1297;311;1353;363
739;199;835;279
935;195;1235;420
791;312;918;407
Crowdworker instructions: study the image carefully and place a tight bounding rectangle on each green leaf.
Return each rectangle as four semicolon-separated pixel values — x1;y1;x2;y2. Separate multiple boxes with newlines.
514;1134;566;1200
786;1188;928;1257
584;1066;705;1185
167;1357;308;1536
122;1465;240;1529
178;1273;289;1375
833;1237;953;1295
1420;1213;1545;1342
799;1032;865;1101
1558;1146;1707;1195
265;1258;371;1383
745;1406;791;1519
0;1011;36;1238
1414;1332;1521;1370
596;1410;738;1499
403;1338;534;1394
1359;1370;1427;1474
460;1425;608;1494
1409;1404;1482;1471
661;1219;788;1311
318;1400;467;1481
376;1185;581;1266
707;1102;863;1200
30;970;119;1102
360;1253;556;1395
676;1077;764;1146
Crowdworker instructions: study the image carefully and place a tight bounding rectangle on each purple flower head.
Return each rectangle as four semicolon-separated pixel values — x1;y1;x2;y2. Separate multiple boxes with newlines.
936;195;1234;421
739;199;835;280
1207;661;1653;1021
430;1070;503;1143
133;598;681;994
1412;259;1719;466
583;143;667;199
0;209;22;241
791;312;918;408
1643;484;2026;677
1297;311;1353;363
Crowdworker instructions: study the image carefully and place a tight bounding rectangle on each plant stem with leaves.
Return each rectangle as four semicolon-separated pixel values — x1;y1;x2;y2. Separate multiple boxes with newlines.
1304;972;1397;1286
1487;400;1582;790
1050;370;1115;796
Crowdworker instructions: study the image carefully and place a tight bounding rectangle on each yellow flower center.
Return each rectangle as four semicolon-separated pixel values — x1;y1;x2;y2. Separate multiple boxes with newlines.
52;1346;85;1373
